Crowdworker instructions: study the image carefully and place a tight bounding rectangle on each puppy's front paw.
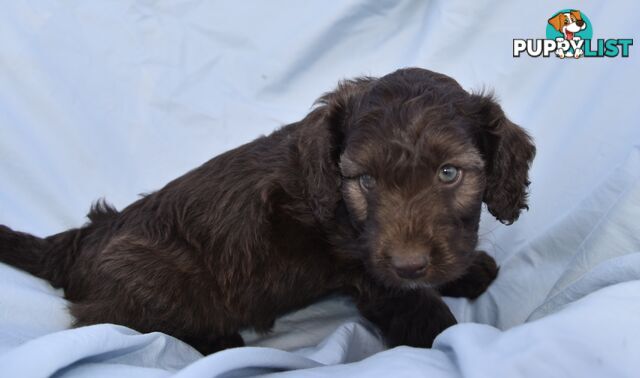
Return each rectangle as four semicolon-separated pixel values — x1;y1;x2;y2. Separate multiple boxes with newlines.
361;290;457;348
185;333;245;355
437;251;499;299
385;298;456;348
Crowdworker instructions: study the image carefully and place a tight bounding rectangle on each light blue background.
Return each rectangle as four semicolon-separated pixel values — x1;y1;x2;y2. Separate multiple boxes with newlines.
1;1;639;377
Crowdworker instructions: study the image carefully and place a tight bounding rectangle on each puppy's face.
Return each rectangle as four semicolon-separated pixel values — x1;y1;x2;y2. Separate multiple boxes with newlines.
321;69;535;288
340;105;486;287
548;11;586;35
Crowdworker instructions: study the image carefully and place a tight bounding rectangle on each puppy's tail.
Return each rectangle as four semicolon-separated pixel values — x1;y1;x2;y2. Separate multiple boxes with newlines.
0;200;118;288
0;225;49;278
0;225;82;288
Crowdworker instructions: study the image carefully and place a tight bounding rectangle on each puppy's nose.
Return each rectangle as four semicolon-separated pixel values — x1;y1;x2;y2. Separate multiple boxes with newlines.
392;254;428;279
576;20;585;27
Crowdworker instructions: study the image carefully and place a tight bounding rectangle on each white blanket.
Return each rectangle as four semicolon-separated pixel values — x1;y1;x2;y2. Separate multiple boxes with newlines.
1;1;639;377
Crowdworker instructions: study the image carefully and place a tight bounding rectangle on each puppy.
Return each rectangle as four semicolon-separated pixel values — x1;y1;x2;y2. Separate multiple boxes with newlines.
0;68;535;354
548;10;587;58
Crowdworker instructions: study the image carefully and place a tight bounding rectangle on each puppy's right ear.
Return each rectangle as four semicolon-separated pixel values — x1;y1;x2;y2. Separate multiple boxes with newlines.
295;77;374;223
313;77;375;152
548;14;564;32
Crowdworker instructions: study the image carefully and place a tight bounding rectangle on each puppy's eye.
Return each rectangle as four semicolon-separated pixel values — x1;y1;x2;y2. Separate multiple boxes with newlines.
359;174;376;191
438;165;460;184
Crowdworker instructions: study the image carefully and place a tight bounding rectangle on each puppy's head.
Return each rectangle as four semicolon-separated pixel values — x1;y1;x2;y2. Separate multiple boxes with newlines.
548;11;586;34
305;68;535;288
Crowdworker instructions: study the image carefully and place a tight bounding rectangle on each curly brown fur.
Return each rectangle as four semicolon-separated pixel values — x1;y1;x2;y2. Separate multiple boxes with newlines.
0;67;535;354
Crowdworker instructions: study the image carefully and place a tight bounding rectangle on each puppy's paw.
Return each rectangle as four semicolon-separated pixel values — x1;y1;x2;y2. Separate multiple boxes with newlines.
385;298;456;348
185;333;245;355
362;290;457;348
574;48;583;58
437;251;499;299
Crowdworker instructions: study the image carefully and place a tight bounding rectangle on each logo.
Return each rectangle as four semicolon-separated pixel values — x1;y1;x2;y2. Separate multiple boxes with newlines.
513;9;633;58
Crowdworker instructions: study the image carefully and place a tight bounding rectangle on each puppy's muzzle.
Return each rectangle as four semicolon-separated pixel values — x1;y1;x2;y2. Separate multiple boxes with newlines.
391;252;429;279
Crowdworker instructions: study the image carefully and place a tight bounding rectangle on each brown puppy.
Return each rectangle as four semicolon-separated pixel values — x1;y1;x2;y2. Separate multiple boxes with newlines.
0;68;535;354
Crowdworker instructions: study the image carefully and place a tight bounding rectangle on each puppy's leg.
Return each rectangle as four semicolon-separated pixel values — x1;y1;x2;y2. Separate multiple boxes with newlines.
437;251;498;299
357;286;456;348
72;300;244;355
182;333;245;355
69;235;245;355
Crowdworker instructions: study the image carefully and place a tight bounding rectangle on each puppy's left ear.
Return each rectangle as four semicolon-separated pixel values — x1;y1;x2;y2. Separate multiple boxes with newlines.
570;10;582;21
470;94;536;225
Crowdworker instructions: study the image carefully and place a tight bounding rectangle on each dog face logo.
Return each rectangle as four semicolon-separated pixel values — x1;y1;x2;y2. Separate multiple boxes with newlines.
546;9;592;58
548;10;586;40
514;9;632;59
